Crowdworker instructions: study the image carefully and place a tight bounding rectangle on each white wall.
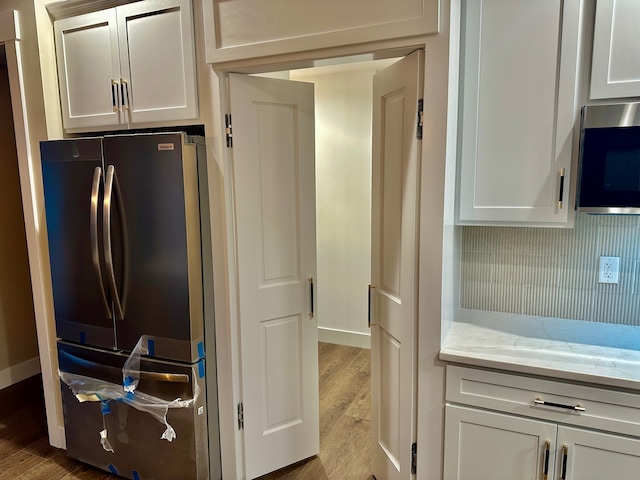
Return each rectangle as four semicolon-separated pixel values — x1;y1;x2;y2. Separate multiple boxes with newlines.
291;67;375;348
0;62;39;389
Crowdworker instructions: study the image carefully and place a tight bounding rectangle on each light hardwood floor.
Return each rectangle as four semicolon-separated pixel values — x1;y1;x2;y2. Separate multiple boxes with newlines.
0;343;371;479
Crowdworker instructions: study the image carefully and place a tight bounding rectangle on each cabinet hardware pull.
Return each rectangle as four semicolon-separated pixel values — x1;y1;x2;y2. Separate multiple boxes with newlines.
111;79;119;112
543;440;550;480
561;444;568;480
309;277;314;318
120;78;130;114
533;397;585;412
558;167;565;209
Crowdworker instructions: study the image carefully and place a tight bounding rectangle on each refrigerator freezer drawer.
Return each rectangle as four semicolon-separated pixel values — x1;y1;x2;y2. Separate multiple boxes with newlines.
58;342;209;480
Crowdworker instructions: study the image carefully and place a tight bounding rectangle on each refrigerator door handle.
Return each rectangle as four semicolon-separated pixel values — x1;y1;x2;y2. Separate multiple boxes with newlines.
59;350;190;384
90;167;112;318
104;165;129;320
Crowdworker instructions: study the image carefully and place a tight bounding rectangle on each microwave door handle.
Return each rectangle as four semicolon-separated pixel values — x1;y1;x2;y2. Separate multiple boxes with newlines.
59;350;190;384
91;167;112;318
103;165;128;320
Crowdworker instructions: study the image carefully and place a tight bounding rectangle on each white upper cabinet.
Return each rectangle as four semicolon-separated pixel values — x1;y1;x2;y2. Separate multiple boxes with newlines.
54;0;197;131
456;0;582;226
54;10;121;130
590;0;640;99
202;0;439;64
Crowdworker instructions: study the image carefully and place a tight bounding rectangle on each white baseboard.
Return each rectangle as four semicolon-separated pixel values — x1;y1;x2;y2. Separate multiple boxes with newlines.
0;356;41;390
318;327;371;349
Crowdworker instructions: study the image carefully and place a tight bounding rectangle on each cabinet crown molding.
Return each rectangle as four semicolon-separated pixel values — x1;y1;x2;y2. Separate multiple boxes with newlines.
46;0;143;20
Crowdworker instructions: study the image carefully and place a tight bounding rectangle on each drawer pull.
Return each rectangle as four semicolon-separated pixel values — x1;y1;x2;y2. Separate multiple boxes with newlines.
534;397;586;412
543;440;550;480
561;444;568;480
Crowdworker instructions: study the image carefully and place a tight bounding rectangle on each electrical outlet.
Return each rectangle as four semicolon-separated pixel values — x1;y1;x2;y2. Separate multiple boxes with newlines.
598;256;620;284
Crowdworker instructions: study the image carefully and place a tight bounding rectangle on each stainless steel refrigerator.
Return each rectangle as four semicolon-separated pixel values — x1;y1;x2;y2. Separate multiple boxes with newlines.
40;132;220;480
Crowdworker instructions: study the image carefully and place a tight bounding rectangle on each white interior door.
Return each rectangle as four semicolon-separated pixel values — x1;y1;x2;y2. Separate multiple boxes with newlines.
370;50;423;480
229;73;319;479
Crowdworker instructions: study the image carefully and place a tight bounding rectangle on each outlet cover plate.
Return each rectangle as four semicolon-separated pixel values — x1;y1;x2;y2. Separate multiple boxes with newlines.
599;256;620;284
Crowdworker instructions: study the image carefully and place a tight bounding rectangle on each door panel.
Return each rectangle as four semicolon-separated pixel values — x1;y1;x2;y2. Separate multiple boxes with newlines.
379;330;402;468
262;315;303;432
41;138;116;349
229;73;318;479
371;50;423;480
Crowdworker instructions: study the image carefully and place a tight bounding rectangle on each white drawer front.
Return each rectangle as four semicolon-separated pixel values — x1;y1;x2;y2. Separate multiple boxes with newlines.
446;365;640;438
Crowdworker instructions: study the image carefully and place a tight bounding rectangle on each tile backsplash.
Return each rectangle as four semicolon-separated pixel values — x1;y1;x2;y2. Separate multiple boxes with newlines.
460;214;640;325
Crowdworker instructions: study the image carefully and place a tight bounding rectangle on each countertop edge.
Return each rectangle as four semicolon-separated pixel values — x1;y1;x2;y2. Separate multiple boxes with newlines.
440;314;640;392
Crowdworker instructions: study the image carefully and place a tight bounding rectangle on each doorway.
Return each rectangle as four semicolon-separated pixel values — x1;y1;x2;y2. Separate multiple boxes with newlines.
222;49;423;479
253;58;399;479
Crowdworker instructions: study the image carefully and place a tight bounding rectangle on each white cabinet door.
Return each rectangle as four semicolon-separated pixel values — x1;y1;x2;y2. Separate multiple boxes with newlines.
558;426;640;480
117;0;198;124
229;74;319;479
457;0;581;225
590;0;640;99
444;405;557;480
54;0;198;131
54;10;121;130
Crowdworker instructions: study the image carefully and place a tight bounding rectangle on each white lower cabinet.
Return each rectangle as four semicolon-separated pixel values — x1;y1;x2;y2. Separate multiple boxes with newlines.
558;426;640;480
444;405;640;480
444;405;555;480
444;366;640;480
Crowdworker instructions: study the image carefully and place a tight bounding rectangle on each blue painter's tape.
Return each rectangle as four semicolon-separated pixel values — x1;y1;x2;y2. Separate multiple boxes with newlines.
132;470;140;480
126;391;135;400
198;359;205;379
147;339;155;357
108;464;118;474
79;332;86;344
197;341;205;358
123;375;134;388
101;400;111;415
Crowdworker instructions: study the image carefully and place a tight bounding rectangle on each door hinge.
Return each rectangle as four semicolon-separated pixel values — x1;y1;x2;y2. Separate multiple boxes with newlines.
237;402;244;430
411;442;417;475
416;99;424;140
225;114;233;148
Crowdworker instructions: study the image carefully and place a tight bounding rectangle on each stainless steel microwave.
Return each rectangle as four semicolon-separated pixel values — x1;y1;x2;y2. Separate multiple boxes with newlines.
577;103;640;214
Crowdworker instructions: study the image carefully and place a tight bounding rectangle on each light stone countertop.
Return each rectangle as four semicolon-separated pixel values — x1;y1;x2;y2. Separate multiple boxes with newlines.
440;309;640;391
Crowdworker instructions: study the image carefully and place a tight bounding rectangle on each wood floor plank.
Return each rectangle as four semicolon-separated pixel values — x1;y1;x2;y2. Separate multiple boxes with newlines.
0;451;46;480
317;415;371;479
22;437;59;459
319;369;369;441
13;450;82;480
344;375;371;422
